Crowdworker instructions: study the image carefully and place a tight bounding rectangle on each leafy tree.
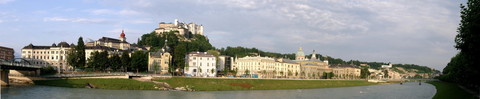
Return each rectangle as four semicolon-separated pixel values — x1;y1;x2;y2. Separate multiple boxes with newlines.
172;42;186;75
66;46;78;70
66;37;86;71
97;51;109;71
383;70;389;78
245;69;250;77
77;37;85;68
121;51;131;72
109;54;121;71
86;51;100;71
360;67;371;79
153;61;160;74
444;0;480;89
130;51;148;73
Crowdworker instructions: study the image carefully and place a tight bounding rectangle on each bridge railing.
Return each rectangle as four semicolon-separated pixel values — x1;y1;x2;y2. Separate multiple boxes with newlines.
0;61;42;68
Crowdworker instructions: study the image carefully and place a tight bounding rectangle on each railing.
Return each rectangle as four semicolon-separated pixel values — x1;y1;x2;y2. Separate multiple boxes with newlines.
0;61;42;68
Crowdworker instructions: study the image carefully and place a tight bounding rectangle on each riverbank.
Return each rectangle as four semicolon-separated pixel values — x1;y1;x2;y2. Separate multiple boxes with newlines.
156;77;383;91
426;81;478;99
34;79;157;90
33;77;389;91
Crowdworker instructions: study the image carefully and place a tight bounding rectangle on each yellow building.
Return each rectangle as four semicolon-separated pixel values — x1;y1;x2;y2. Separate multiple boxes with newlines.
148;42;171;74
233;56;301;78
330;64;361;79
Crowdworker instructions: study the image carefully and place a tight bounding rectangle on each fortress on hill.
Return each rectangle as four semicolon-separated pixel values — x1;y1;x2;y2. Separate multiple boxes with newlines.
154;19;204;37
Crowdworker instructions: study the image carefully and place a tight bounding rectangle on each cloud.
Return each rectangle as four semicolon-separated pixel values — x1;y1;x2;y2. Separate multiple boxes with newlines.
89;9;142;16
43;17;110;24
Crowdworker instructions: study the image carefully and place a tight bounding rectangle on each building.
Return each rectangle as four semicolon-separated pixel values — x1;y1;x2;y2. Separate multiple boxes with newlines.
232;56;302;78
184;52;216;77
86;30;131;50
330;64;361;79
148;41;171;74
21;42;72;71
0;46;14;61
381;64;392;68
154;19;204;37
294;48;331;79
217;55;233;72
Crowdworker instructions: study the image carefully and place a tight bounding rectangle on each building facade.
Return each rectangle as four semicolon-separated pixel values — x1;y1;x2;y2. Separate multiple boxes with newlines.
154;19;204;37
233;56;301;78
21;42;72;71
0;46;14;61
330;64;361;79
85;30;130;50
184;52;216;77
148;42;171;74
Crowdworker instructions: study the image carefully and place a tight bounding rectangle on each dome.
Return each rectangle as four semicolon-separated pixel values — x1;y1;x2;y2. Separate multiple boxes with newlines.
58;42;70;47
296;47;305;57
52;43;57;47
120;30;125;38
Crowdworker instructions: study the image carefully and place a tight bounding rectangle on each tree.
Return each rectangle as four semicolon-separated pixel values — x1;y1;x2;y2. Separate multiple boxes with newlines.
66;46;78;70
109;55;121;71
383;70;389;78
121;51;131;72
131;51;148;73
288;70;293;77
444;0;480;89
97;51;109;71
172;42;186;75
86;51;100;71
66;37;86;71
245;69;250;77
153;61;160;74
77;37;85;69
360;67;371;79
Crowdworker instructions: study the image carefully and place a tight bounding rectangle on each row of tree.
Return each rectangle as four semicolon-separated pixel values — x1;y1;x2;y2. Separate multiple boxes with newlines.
85;51;147;72
440;0;479;90
67;37;148;72
137;31;215;75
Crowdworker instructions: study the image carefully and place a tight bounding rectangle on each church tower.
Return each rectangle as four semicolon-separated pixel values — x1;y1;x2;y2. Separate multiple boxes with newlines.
295;47;305;61
120;30;126;42
311;50;317;60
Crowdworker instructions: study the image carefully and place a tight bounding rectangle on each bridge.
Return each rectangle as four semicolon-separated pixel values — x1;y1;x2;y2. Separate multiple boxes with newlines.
1;58;42;86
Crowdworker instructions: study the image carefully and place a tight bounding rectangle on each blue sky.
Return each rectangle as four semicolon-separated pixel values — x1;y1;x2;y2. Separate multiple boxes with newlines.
0;0;466;70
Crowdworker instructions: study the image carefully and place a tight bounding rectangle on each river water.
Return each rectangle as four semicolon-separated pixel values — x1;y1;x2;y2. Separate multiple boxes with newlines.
1;82;435;99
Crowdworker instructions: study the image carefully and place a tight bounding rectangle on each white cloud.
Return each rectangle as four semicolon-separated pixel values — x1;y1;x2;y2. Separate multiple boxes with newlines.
43;17;109;24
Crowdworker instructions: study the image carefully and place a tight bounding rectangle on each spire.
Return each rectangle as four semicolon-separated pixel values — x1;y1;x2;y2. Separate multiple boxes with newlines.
120;30;126;41
120;30;125;38
311;50;317;60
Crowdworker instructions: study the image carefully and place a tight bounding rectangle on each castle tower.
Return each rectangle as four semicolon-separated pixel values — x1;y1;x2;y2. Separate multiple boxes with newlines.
295;47;305;61
120;30;126;42
311;50;317;60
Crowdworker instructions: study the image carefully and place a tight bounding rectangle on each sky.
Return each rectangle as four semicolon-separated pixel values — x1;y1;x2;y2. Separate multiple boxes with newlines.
0;0;467;70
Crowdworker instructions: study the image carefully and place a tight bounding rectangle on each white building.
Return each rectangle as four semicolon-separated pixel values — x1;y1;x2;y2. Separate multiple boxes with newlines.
22;42;72;71
184;52;216;77
381;64;392;68
154;19;204;37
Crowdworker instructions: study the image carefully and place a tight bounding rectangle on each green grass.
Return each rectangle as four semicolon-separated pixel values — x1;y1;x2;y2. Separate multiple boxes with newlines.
427;81;477;99
156;77;379;91
34;79;157;90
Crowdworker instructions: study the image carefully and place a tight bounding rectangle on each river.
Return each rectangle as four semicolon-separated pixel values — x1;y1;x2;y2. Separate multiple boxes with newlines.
1;82;435;99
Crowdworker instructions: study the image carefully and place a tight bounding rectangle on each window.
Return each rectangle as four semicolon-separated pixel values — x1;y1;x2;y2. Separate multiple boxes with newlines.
193;62;196;66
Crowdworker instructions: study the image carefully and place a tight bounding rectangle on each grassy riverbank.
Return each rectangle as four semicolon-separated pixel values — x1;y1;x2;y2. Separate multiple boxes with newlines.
34;77;384;91
34;79;157;90
156;77;379;91
426;81;477;99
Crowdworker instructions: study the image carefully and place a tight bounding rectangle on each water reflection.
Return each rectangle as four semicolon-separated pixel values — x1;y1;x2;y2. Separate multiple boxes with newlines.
1;82;435;99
